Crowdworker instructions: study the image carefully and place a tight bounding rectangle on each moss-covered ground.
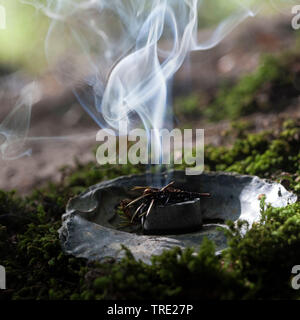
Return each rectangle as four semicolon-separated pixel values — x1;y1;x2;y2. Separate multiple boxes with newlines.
0;116;299;300
175;49;300;122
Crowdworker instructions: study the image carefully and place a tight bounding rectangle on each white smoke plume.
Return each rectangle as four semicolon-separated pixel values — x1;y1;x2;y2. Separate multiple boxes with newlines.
0;0;262;159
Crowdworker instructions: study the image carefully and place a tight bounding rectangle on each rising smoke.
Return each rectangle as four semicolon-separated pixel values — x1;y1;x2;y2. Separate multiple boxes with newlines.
0;0;262;159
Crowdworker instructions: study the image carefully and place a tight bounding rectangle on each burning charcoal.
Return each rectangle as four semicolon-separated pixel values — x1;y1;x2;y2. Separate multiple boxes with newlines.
118;181;210;234
142;198;202;235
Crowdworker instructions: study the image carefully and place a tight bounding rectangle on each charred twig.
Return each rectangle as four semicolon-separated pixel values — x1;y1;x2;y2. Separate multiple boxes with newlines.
125;193;151;208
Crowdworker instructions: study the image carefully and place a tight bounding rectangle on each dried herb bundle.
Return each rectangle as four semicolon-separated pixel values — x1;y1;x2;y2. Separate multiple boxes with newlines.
118;181;210;227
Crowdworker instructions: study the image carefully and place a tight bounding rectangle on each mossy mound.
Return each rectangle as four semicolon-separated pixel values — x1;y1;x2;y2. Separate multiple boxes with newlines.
204;51;300;121
204;119;300;179
173;51;300;123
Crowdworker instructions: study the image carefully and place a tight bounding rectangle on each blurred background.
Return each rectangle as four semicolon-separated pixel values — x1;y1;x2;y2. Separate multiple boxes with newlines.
0;0;299;193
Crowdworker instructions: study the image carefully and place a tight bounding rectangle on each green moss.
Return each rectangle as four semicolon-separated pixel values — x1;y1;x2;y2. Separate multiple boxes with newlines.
77;240;246;300
174;94;202;120
223;202;300;299
176;52;300;123
60;161;145;193
204;120;300;181
205;52;300;121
